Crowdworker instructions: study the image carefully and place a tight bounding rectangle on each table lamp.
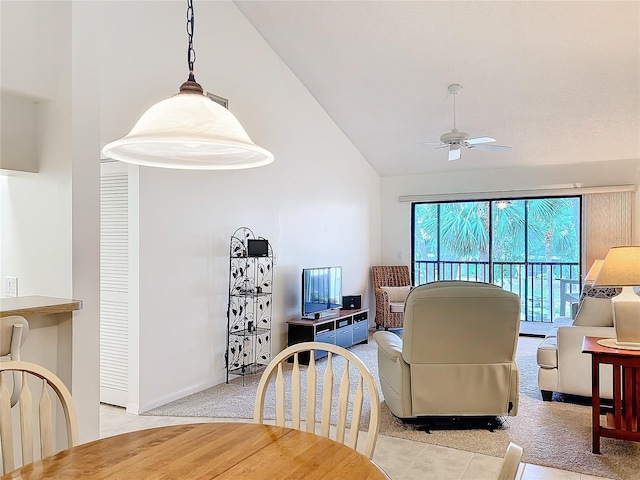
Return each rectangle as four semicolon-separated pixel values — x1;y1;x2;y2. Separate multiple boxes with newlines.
593;246;640;346
584;259;604;284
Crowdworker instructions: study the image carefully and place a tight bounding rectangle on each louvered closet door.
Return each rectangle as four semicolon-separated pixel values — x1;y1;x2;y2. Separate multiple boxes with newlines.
100;162;129;407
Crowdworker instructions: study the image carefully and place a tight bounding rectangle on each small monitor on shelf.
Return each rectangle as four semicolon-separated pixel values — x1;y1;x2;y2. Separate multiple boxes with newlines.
247;239;269;257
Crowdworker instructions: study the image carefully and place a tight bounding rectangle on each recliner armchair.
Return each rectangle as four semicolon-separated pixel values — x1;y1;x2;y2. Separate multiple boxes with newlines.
374;281;520;419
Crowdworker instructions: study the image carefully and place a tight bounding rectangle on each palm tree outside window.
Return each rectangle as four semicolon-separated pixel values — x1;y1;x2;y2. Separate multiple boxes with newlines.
412;196;581;322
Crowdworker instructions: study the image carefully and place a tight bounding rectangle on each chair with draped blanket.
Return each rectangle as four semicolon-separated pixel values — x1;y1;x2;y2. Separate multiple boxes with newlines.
371;265;411;330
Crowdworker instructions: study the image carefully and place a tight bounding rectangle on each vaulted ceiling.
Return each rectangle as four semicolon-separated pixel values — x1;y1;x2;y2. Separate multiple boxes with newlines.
235;1;640;176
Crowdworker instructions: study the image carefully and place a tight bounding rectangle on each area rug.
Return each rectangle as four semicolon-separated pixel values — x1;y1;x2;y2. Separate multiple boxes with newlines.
144;334;640;480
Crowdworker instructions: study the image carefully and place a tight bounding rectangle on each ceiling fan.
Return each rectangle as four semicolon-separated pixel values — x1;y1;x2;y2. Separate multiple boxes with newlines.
433;84;512;161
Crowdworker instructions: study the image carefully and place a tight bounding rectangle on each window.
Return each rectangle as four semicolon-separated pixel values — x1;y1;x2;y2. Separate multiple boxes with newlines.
412;196;581;322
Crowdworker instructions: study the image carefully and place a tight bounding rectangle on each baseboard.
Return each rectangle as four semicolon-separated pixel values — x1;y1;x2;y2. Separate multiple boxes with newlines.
137;374;226;414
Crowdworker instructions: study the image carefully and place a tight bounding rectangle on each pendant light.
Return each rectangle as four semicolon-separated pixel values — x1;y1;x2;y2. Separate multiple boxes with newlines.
101;0;274;170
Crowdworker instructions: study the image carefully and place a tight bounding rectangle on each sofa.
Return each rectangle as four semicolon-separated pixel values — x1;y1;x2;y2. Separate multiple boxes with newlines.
374;280;521;419
537;288;617;401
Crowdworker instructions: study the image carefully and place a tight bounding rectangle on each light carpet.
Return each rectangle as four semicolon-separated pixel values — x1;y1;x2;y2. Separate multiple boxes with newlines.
145;334;640;480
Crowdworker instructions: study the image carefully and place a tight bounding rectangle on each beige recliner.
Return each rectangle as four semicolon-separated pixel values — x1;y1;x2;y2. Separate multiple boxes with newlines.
374;281;520;419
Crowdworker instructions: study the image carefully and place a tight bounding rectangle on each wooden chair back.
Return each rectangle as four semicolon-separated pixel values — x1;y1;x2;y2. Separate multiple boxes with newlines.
0;316;29;407
497;442;523;480
0;316;29;358
253;341;381;459
0;361;79;475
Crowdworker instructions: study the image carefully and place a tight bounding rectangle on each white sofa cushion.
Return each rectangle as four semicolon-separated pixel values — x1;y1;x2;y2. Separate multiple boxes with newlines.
380;285;411;302
537;336;558;368
572;296;613;327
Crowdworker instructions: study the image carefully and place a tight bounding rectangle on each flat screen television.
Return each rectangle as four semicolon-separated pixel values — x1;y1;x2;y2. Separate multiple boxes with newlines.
302;266;342;318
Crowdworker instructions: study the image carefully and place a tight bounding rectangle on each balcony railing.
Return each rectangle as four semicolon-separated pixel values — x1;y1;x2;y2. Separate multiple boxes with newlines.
413;260;580;322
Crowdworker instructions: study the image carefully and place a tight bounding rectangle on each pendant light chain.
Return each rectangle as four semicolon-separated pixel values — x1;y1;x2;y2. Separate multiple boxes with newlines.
180;0;203;94
186;0;196;82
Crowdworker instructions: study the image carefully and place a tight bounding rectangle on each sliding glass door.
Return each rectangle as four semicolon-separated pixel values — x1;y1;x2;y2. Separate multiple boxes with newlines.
412;196;581;322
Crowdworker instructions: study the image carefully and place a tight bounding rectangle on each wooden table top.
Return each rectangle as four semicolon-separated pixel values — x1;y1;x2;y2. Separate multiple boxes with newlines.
582;336;640;358
2;422;390;480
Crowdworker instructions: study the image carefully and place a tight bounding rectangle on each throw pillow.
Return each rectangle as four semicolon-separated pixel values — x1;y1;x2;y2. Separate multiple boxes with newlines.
379;285;411;303
572;296;614;327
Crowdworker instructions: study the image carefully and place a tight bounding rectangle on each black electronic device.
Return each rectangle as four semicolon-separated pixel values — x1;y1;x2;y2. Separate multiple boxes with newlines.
247;238;269;257
342;295;362;310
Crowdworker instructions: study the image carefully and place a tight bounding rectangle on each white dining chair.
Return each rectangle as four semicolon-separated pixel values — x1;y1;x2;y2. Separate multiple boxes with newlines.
497;442;524;480
0;361;79;475
253;341;381;459
0;316;29;407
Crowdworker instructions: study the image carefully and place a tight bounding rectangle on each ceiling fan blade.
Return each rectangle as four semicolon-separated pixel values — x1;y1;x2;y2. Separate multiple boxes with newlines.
448;147;461;161
435;144;449;150
470;144;512;152
466;136;496;145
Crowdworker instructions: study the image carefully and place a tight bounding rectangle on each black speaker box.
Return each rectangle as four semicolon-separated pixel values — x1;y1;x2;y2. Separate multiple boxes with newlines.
342;295;362;310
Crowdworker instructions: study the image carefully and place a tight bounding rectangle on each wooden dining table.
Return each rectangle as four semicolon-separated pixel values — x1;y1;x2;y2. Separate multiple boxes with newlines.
2;422;390;479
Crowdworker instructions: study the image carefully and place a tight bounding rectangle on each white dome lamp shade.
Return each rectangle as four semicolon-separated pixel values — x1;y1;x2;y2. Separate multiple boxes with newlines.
101;1;273;170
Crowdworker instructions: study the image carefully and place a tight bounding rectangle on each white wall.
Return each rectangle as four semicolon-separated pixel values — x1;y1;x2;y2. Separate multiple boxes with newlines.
1;1;71;291
97;1;380;413
381;159;640;265
0;92;38;173
70;1;101;441
0;0;101;442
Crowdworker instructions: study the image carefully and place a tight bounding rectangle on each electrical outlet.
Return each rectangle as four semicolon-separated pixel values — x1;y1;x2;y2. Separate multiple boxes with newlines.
5;277;18;297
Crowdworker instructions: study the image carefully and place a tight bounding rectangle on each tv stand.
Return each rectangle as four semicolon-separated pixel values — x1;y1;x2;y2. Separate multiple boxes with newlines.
302;310;340;321
287;308;369;365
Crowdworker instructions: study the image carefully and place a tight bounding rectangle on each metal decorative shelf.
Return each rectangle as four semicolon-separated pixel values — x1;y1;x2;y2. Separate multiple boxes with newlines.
226;227;273;384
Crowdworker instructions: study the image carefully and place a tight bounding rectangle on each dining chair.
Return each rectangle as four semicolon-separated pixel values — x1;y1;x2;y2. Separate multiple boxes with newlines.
0;361;79;475
0;316;29;407
253;341;381;459
497;442;524;480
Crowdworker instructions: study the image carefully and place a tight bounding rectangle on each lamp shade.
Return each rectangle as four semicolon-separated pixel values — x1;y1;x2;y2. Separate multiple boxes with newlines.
101;92;274;170
584;259;604;284
593;246;640;287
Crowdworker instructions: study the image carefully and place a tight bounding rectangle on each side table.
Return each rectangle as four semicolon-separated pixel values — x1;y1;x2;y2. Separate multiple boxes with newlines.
582;336;640;453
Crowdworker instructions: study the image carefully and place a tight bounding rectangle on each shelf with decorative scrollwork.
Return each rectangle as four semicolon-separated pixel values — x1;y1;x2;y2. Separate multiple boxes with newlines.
226;227;273;383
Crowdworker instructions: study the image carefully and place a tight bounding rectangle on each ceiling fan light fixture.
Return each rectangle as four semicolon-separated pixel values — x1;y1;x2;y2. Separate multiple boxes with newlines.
101;0;273;170
448;145;461;161
429;83;511;161
440;129;469;144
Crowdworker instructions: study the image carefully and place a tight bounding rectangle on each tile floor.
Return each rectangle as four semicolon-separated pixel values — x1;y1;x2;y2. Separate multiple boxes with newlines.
100;404;612;480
